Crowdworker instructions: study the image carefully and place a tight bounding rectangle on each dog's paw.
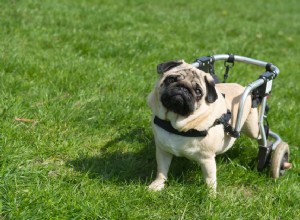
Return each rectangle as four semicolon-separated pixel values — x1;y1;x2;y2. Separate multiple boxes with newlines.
148;180;165;191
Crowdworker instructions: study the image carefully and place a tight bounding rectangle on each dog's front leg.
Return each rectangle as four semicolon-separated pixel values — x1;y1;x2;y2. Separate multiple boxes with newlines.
149;145;173;191
198;156;217;192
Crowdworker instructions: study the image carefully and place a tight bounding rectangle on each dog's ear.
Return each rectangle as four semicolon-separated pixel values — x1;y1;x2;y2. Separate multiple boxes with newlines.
157;60;183;74
205;76;218;103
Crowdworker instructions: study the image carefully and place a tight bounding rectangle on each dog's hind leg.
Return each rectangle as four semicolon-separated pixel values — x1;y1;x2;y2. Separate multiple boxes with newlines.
149;145;173;191
242;107;260;139
198;156;217;192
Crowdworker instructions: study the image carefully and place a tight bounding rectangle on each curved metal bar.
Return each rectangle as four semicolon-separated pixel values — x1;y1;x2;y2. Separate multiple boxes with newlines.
258;96;268;147
213;54;280;75
191;62;199;68
269;130;282;150
235;78;265;133
192;54;280;76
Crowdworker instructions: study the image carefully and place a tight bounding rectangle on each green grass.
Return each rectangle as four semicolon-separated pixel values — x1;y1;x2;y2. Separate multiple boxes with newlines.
1;0;300;219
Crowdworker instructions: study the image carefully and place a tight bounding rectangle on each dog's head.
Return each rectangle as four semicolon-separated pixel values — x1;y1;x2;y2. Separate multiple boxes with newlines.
153;60;218;116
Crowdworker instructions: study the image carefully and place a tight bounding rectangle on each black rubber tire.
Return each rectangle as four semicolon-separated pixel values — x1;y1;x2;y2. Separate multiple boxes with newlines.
270;142;290;178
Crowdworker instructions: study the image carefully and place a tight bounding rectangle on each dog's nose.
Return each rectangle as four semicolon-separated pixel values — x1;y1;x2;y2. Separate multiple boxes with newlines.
180;87;188;92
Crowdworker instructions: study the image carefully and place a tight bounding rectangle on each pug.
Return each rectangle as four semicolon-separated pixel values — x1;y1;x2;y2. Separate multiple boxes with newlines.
147;60;260;191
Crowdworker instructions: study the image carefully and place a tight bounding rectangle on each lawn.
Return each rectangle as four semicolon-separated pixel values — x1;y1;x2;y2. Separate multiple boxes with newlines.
0;0;299;219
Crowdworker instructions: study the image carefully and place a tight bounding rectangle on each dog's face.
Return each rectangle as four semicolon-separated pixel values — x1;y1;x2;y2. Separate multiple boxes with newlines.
155;60;218;116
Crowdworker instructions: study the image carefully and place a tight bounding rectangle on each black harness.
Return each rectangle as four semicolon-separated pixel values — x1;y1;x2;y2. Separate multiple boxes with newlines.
154;110;237;138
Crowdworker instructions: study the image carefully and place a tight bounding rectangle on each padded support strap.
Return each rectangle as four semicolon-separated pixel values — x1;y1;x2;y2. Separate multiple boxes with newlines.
154;116;208;137
154;110;238;138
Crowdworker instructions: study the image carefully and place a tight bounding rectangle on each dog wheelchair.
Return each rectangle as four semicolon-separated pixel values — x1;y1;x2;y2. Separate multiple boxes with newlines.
191;54;291;178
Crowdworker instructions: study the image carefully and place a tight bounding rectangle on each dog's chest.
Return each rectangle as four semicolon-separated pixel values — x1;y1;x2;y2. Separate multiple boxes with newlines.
153;123;234;159
153;125;210;159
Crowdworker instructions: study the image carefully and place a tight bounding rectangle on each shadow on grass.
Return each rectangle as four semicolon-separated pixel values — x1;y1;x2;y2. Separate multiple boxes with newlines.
68;127;259;185
67;127;201;184
67;127;154;183
218;143;259;171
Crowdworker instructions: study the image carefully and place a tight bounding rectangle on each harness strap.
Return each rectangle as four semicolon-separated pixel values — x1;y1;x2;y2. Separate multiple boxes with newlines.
214;110;236;136
154;110;237;138
154;116;208;137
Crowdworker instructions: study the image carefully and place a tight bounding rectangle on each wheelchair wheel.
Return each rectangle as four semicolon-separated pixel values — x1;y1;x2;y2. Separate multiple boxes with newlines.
270;142;292;178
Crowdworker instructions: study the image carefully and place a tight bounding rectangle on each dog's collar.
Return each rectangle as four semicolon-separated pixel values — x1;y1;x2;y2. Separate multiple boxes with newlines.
154;110;235;138
154;116;208;137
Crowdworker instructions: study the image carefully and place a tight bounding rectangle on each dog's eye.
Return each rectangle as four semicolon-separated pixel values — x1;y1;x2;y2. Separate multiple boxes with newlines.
165;76;177;85
195;89;202;96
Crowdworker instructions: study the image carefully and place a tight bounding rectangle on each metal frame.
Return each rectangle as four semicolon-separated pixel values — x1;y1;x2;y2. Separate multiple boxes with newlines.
191;54;281;149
